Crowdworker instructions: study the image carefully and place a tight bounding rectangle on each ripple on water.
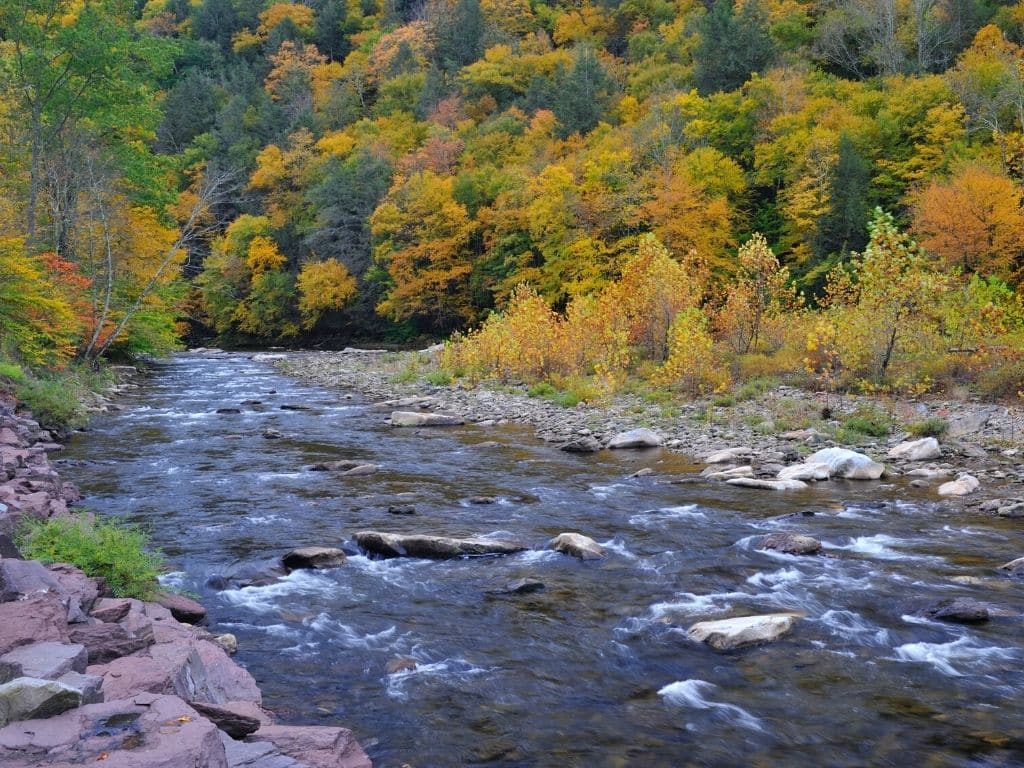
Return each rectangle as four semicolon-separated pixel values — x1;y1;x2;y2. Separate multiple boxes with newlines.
892;637;1019;677
219;569;346;613
657;679;764;732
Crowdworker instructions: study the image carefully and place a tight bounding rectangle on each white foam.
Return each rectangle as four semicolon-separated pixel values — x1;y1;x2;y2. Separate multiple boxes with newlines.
629;505;707;527
815;609;889;646
657;680;763;731
745;567;803;589
893;637;1018;677
385;657;491;700
220;569;341;613
158;571;188;591
823;534;931;561
588;483;628;499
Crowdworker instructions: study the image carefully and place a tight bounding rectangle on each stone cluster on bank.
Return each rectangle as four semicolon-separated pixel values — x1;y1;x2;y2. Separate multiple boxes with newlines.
0;392;372;768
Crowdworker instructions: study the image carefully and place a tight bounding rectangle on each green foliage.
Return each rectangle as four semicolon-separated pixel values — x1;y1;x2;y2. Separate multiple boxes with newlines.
906;417;949;437
425;369;452;386
0;360;27;384
840;406;892;438
16;514;164;600
527;382;557;398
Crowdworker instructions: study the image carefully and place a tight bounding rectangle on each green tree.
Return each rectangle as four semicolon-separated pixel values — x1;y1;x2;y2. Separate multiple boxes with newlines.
694;0;775;95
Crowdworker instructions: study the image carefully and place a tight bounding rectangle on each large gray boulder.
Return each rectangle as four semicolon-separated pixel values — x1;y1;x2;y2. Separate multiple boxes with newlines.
887;437;941;461
390;411;464;427
758;533;821;555
938;474;980;496
354;531;525;559
0;677;82;726
805;447;885;480
281;547;347;571
776;462;830;481
548;532;605;560
607;429;663;449
687;613;798;650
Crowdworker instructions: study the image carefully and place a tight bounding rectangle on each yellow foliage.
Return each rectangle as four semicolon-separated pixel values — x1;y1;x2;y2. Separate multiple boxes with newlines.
297;259;357;329
246;236;287;276
652;308;730;394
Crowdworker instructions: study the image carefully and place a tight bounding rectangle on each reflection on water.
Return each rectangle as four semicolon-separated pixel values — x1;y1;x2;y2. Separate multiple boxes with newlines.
61;353;1024;766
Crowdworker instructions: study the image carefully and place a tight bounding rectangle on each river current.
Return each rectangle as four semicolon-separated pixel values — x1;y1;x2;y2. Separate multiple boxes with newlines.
60;352;1024;766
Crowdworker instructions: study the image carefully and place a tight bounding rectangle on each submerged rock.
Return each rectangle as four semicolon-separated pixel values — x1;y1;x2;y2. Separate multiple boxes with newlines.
998;556;1024;577
758;533;821;555
487;578;546;596
607;429;663;449
281;547;348;571
354;531;525;559
887;437;941;461
924;598;989;624
385;657;418;674
725;477;808;491
687;613;798;650
548;532;605;560
390;411;464;427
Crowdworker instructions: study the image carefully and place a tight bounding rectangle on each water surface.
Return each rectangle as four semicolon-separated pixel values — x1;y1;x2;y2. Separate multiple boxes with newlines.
61;353;1024;766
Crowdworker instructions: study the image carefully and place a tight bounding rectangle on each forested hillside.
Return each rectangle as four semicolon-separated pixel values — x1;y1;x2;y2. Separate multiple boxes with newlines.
2;0;1023;397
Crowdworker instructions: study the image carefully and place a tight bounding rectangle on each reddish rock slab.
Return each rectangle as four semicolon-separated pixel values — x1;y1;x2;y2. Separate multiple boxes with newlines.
69;622;151;665
0;594;70;655
91;597;133;623
154;591;207;624
247;725;372;768
47;563;101;613
0;693;228;768
191;700;266;738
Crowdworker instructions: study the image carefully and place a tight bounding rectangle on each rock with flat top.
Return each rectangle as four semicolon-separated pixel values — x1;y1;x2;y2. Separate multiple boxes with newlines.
0;594;69;655
245;724;371;768
725;477;807;491
702;465;754;480
687;613;798;650
559;436;602;453
281;547;347;571
192;700;265;739
55;671;103;705
887;437;941;461
947;408;995;437
390;411;464;427
0;642;87;684
548;532;605;560
805;447;885;480
758;533;821;555
938;474;979;497
704;447;752;464
69;622;149;664
777;462;830;481
354;531;525;559
0;693;228;766
925;598;989;624
607;429;663;449
154;591;207;624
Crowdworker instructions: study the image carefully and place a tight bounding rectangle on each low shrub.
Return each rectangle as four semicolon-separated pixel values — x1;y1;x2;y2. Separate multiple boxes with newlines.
527;382;557;398
0;360;26;383
425;369;452;386
16;514;164;600
840;405;891;438
906;416;949;438
15;377;87;432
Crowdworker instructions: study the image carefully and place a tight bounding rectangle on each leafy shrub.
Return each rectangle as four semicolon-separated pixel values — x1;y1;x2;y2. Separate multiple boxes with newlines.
15;377;87;431
0;360;26;383
16;514;164;599
975;357;1024;400
840;406;891;438
425;369;452;386
713;393;736;407
906;417;949;437
527;382;557;398
736;376;779;401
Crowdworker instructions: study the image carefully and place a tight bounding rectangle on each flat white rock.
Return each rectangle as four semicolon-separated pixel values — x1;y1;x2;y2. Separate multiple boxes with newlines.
805;447;885;480
688;613;798;650
704;447;753;464
777;462;830;481
887;437;941;461
938;474;980;496
607;428;663;449
725;477;807;491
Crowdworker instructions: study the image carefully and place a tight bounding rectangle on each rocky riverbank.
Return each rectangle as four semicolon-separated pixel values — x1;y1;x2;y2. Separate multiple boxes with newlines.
274;347;1024;512
0;391;372;767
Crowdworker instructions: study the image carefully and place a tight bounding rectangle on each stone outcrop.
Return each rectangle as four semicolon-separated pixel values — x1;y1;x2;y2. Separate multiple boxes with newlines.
757;533;821;555
606;428;663;449
282;547;348;571
804;448;885;480
389;411;464;427
687;614;799;650
887;437;941;461
548;532;605;560
354;531;525;559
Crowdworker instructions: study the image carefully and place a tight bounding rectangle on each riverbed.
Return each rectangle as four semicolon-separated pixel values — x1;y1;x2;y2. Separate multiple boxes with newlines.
60;352;1024;766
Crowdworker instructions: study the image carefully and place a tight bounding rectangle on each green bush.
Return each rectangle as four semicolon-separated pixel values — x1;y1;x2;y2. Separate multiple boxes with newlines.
906;417;949;438
527;382;557;398
736;376;779;401
713;393;736;407
0;360;26;384
16;514;164;599
976;358;1024;400
840;406;891;438
554;390;581;407
15;377;87;431
425;369;452;386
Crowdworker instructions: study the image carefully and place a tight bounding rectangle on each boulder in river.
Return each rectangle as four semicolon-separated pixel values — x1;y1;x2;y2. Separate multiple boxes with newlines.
487;578;546;596
776;462;830;482
924;598;989;624
805;448;885;480
758;533;821;555
606;429;663;449
704;447;752;464
281;547;348;571
154;592;207;625
354;532;526;559
702;465;754;480
559;436;602;453
725;477;808;491
887;437;941;461
548;532;605;560
390;411;464;427
937;474;979;497
997;501;1024;518
687;613;798;651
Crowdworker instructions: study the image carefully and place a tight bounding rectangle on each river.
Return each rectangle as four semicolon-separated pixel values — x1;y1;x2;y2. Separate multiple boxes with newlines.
59;352;1024;766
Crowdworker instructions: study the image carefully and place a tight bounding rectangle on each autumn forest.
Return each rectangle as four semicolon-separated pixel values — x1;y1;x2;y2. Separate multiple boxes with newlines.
2;0;1024;401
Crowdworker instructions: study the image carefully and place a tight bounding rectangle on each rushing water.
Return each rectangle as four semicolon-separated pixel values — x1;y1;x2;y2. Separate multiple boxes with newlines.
60;353;1024;767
